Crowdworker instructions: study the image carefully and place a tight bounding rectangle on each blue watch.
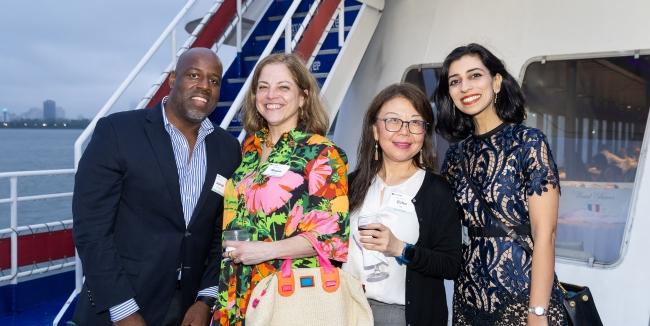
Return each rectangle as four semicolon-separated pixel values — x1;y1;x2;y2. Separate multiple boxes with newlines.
395;243;414;265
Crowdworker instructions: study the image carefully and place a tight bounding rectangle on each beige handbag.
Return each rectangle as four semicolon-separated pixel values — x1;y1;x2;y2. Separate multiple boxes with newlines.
245;234;373;326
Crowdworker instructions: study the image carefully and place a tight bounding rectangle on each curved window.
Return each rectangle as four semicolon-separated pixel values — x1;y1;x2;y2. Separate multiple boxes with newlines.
522;54;650;265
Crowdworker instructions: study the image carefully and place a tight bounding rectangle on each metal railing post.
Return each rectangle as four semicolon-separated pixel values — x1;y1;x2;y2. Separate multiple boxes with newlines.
236;0;243;53
285;20;292;53
338;1;345;46
9;176;18;285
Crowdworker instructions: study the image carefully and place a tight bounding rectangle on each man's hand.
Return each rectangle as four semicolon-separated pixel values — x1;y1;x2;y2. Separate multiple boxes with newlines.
181;301;211;326
114;312;146;326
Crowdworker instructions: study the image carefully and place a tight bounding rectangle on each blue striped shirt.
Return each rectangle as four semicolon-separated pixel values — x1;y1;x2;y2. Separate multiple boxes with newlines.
109;99;218;322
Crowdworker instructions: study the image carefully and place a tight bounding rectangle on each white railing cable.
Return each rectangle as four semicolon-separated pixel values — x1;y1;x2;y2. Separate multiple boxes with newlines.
221;0;303;132
74;0;200;168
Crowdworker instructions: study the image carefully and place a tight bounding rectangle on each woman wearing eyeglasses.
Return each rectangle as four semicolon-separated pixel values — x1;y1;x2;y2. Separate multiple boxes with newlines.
342;83;462;326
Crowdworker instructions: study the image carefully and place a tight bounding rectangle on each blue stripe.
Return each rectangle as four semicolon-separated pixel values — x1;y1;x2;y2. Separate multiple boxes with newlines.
161;98;214;226
109;298;140;322
197;286;219;298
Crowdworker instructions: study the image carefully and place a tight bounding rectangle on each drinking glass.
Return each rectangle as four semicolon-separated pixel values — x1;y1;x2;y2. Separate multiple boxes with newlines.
223;229;251;252
357;214;389;282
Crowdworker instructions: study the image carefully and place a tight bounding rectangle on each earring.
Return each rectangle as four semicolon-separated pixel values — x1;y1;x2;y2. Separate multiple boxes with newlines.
419;150;423;165
494;92;499;104
374;143;379;161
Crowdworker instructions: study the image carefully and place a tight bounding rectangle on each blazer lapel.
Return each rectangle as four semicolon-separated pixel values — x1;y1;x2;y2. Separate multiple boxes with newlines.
144;104;185;228
187;130;219;229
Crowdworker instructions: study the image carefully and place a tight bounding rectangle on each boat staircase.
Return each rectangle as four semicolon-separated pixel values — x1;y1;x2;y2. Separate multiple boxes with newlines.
0;0;383;325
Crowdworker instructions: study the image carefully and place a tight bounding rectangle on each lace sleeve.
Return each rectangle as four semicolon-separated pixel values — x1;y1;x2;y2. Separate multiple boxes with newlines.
522;129;560;196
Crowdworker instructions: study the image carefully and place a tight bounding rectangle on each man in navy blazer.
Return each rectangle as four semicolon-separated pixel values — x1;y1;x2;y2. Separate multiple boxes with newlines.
72;48;241;325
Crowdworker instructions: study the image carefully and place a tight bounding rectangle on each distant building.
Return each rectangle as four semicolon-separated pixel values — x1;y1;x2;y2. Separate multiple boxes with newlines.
43;99;56;121
2;108;7;123
56;106;66;120
22;107;42;119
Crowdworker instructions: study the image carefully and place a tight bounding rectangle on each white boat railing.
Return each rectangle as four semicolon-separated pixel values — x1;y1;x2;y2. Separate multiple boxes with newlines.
0;169;76;284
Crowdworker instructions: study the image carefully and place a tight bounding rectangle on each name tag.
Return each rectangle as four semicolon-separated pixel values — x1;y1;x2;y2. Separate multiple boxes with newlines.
262;163;290;177
387;192;415;213
211;174;227;195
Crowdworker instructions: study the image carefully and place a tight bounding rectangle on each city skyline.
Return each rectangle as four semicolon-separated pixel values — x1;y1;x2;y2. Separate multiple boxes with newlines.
0;1;216;120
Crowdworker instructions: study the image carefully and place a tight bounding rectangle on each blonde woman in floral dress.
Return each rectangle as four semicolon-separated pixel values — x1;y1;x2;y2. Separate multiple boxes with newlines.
213;53;349;325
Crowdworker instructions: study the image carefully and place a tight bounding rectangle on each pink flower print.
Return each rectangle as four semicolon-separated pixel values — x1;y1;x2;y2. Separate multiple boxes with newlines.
243;171;304;215
327;237;348;261
305;156;332;195
298;210;340;235
284;202;303;236
316;237;348;262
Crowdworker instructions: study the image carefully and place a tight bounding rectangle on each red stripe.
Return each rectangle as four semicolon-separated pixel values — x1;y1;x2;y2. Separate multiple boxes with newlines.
0;229;75;270
294;0;342;62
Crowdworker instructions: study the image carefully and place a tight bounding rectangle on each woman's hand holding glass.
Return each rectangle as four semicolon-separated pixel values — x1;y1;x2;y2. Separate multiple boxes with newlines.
222;229;272;265
358;216;404;257
223;240;277;265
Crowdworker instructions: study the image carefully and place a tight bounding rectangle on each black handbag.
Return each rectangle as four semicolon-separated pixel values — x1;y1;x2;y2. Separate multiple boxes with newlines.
457;141;603;326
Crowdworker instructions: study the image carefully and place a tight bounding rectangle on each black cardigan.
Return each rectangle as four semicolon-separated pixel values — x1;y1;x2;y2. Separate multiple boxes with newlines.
349;170;462;326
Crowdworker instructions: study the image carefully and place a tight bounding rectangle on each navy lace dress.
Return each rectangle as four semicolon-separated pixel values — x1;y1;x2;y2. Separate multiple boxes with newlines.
442;123;568;325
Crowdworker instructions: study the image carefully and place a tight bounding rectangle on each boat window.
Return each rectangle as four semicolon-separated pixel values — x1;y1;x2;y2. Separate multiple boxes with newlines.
522;54;650;266
402;65;447;168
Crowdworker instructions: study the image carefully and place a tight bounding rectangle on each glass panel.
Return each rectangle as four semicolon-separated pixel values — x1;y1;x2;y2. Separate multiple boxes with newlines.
522;55;650;265
403;65;447;168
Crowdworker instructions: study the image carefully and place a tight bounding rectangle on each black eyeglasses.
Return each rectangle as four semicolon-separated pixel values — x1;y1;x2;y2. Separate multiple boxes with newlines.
377;118;429;134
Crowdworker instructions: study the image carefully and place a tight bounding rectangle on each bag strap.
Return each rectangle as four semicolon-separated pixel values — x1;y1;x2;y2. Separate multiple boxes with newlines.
457;140;533;255
279;232;335;277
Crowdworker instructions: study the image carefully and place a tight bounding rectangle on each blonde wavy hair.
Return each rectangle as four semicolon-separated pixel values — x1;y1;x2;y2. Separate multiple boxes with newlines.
241;53;329;135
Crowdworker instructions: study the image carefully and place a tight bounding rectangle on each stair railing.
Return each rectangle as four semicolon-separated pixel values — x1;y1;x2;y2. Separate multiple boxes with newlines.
136;0;257;111
218;0;306;141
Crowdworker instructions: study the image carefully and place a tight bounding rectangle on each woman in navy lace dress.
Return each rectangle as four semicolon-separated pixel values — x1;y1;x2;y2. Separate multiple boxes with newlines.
434;44;568;326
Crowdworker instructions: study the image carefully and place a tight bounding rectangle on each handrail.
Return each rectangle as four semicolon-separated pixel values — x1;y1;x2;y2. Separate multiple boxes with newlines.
220;0;305;134
137;0;253;110
229;0;345;141
73;0;200;169
0;169;76;285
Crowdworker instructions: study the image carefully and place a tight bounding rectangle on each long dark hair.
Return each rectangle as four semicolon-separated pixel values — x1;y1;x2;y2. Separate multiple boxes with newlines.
434;43;526;141
349;83;437;213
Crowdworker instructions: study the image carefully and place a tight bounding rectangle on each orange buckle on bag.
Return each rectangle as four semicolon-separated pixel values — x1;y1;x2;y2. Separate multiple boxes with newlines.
277;271;295;297
320;267;340;293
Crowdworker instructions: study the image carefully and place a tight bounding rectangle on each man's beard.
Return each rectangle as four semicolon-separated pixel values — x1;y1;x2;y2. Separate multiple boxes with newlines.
183;107;209;123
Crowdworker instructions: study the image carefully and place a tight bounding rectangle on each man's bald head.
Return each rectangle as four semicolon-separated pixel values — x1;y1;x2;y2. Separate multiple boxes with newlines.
175;47;222;75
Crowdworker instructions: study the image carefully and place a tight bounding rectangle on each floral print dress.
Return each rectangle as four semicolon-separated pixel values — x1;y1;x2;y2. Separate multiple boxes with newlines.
215;129;349;326
442;123;568;325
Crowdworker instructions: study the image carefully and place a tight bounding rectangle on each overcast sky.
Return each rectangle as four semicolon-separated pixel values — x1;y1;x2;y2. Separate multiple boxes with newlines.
0;1;217;119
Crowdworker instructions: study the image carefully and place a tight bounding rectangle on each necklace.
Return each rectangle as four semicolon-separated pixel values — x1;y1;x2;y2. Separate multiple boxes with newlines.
260;128;294;148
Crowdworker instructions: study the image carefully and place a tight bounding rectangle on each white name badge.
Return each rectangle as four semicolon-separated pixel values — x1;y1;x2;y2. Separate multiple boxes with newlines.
211;174;227;195
262;163;290;177
387;192;415;213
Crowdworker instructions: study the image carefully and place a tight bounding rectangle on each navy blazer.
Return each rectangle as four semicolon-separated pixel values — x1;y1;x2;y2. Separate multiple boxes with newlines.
72;104;241;325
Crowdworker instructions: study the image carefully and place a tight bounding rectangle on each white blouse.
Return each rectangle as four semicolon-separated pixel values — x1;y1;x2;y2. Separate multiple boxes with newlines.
342;168;425;305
